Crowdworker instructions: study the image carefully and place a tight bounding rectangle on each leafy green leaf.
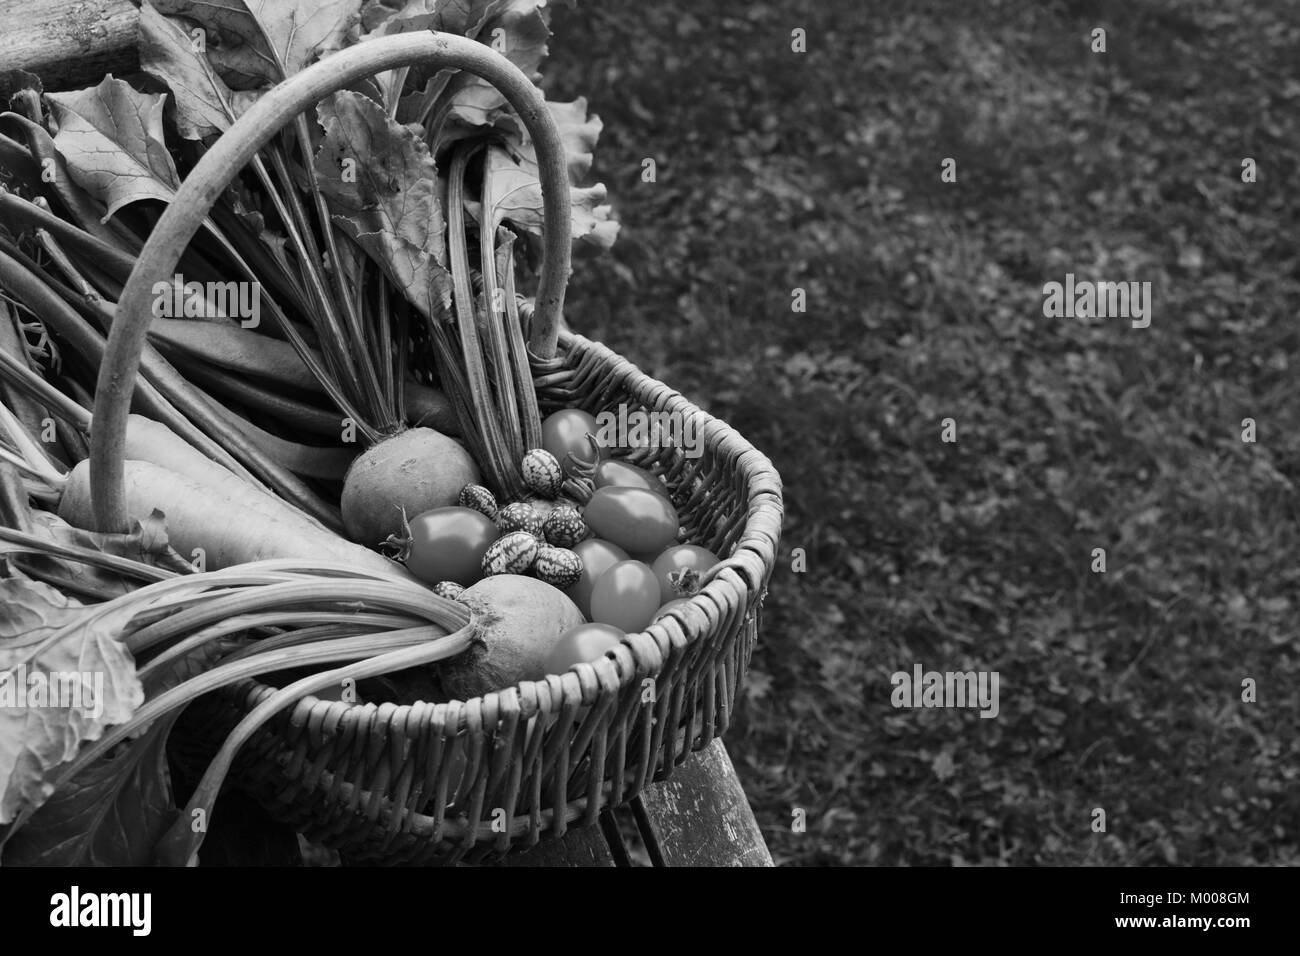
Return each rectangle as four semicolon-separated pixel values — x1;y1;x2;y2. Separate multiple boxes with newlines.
358;0;399;32
45;77;180;222
365;0;497;116
477;98;619;249
0;640;225;866
477;0;552;78
400;0;619;253
138;1;242;140
481;144;616;247
0;575;83;646
0;718;177;865
424;0;550;139
390;0;497;36
546;97;602;181
313;91;452;320
0;577;143;826
2;510;191;601
151;0;363;88
360;0;504;47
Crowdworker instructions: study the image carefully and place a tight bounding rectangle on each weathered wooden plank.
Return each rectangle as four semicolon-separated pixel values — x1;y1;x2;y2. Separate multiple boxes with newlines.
633;739;773;867
486;811;618;867
0;0;139;91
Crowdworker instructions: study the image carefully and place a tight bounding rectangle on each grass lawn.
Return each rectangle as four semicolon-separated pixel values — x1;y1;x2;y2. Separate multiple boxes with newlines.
543;0;1300;865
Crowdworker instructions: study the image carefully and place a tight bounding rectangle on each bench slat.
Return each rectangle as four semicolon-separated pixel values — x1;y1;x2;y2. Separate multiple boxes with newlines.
488;812;618;867
0;0;139;91
633;739;773;867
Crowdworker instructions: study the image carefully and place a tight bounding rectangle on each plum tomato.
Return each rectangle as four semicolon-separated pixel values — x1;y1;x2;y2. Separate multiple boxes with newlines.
542;409;604;474
583;486;678;555
404;507;499;585
651;544;720;604
589;560;661;633
565;538;630;619
545;622;625;673
592;458;670;498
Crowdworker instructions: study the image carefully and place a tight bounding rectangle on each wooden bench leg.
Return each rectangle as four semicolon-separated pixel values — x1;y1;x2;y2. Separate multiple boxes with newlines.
632;739;773;867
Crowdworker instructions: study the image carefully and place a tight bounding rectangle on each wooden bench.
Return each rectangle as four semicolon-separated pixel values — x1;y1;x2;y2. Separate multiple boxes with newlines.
185;739;772;867
0;0;140;91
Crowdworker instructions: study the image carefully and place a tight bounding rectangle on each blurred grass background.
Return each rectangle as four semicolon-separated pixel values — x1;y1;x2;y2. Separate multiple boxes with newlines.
542;0;1300;865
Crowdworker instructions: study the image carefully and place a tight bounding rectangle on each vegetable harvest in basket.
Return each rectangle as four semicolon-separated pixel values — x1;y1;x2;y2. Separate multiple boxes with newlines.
0;0;732;865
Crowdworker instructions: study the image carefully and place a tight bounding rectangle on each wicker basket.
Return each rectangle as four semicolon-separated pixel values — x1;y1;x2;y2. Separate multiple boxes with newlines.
89;34;783;864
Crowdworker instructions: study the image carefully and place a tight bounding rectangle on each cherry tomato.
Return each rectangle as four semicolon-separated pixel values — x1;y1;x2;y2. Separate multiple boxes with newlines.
542;409;605;474
651;544;720;604
593;458;670;498
404;507;499;585
652;598;695;621
583;486;678;555
565;538;630;618
590;560;660;633
545;622;625;673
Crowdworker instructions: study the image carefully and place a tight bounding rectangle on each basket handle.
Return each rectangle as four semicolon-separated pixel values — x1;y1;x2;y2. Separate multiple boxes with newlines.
88;33;571;533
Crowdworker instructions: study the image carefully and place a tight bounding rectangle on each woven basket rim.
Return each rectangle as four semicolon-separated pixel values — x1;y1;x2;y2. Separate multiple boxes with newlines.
233;330;783;735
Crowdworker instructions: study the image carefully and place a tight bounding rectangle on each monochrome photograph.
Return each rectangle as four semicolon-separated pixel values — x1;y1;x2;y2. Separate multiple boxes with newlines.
0;0;1287;934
